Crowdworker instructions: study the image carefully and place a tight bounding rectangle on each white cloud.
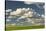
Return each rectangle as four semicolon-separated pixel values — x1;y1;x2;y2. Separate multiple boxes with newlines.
37;14;40;16
24;1;33;5
22;8;26;10
31;21;34;24
41;14;45;17
27;18;31;22
25;0;45;2
8;16;12;18
6;19;11;21
10;8;22;15
6;9;12;12
24;11;33;17
11;23;16;25
10;8;33;17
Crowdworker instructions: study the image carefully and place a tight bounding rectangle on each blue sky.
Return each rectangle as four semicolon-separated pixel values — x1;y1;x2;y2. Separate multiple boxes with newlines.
6;1;45;15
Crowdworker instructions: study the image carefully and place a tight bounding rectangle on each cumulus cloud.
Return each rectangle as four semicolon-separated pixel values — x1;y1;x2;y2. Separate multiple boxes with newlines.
10;8;34;22
37;13;40;16
10;8;25;15
9;8;42;18
41;14;45;17
27;18;32;22
24;1;33;5
10;8;22;15
8;16;12;18
11;23;16;25
10;8;33;17
6;19;11;21
24;11;33;17
6;9;12;12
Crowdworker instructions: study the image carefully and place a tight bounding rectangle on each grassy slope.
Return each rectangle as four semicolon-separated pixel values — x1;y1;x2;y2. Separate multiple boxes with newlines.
6;25;44;30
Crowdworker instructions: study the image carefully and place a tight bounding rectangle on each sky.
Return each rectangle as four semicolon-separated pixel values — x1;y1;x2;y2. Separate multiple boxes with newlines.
6;1;45;15
5;1;45;24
